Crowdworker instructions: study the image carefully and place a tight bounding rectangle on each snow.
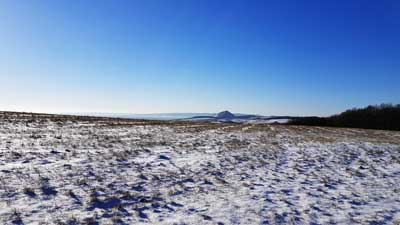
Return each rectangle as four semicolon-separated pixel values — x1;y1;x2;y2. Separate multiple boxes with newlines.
0;113;400;224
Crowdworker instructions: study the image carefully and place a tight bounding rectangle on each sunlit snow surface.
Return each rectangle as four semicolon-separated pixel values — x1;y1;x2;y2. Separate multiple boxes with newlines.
0;113;400;225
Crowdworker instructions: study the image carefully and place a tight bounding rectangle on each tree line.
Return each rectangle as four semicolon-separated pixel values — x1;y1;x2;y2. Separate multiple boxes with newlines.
288;104;400;131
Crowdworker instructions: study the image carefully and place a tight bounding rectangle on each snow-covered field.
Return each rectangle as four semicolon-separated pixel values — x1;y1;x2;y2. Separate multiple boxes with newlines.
1;112;400;225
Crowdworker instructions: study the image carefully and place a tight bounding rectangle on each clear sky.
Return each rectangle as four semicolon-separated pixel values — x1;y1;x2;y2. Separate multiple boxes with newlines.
1;0;399;116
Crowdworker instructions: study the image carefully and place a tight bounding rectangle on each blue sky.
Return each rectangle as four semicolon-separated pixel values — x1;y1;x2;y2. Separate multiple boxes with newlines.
0;0;399;116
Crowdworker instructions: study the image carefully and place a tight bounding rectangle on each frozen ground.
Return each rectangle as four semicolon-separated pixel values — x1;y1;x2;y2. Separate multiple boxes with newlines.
0;112;400;225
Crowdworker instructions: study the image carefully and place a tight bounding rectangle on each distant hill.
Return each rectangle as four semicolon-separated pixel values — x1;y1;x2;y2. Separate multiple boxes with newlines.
181;110;293;124
215;111;235;119
67;111;295;124
288;104;400;131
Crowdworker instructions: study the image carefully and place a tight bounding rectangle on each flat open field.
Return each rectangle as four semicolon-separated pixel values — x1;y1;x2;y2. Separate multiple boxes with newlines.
0;112;399;225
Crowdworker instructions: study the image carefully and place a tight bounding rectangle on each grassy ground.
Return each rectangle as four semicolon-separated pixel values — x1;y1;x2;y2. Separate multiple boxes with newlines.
0;112;399;224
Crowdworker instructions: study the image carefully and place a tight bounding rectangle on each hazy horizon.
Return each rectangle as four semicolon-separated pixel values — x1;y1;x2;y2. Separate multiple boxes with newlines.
1;0;399;116
3;105;398;119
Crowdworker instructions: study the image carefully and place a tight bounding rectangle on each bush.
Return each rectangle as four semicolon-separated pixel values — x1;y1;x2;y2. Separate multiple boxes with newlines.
288;103;400;131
